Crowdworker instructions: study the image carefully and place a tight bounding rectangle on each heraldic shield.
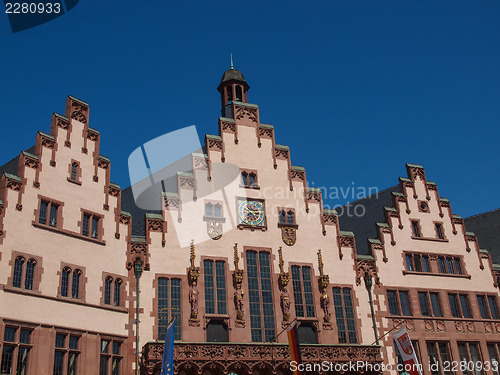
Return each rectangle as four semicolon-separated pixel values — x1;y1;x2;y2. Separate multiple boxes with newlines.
207;220;223;240
281;226;296;246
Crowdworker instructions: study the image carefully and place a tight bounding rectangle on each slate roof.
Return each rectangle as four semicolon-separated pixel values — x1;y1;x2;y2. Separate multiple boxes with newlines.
0;145;36;178
220;68;247;84
337;185;400;255
464;208;500;263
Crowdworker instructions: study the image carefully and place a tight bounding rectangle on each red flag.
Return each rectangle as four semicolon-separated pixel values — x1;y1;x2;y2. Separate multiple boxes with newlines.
392;327;423;375
287;322;302;375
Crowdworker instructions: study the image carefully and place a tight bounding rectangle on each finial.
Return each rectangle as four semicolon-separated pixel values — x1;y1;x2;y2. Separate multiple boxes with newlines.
230;53;234;69
234;243;239;270
318;249;324;276
278;247;284;273
190;239;195;267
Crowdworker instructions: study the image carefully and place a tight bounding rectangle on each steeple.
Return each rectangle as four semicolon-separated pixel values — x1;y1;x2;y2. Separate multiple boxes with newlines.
217;56;250;117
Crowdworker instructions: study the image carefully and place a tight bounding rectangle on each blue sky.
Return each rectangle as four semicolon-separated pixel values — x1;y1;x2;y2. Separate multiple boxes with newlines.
1;1;499;218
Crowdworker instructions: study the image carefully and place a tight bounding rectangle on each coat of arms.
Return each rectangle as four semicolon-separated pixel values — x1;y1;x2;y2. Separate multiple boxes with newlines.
207;220;223;240
281;226;296;246
397;333;413;355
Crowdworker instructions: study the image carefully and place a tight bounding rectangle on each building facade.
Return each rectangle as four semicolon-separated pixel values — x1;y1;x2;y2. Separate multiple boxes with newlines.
0;67;498;375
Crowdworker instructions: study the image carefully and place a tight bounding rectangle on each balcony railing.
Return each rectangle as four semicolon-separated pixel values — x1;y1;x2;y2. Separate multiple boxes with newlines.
141;341;382;375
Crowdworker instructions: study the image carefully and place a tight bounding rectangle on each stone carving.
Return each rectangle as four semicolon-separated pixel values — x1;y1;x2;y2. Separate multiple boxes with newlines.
232;244;245;327
281;226;296;246
317;250;332;328
87;129;99;142
141;341;382;375
277;247;291;326
290;169;305;182
187;241;200;327
275;148;289;159
466;322;475;333
455;321;464;332
259;127;273;138
147;219;163;232
436;320;446;332
207;220;222;240
70;101;88;124
97;158;109;169
56;116;70;130
356;258;380;287
424;320;434;332
234;106;258;122
484;322;493;333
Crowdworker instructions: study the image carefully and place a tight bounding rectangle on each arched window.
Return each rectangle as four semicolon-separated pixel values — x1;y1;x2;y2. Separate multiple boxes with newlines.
71;162;78;181
114;279;122;307
13;257;24;288
72;270;81;299
248;173;256;187
205;203;213;217
279;210;286;224
25;259;36;290
214;204;222;218
227;86;233;102
61;267;71;297
241;172;248;186
104;277;113;305
235;86;242;101
287;211;294;225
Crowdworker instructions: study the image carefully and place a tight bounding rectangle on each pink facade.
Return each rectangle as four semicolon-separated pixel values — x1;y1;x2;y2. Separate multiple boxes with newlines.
0;68;498;375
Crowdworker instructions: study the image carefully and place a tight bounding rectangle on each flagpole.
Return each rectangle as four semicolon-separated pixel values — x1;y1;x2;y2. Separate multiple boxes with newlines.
370;319;406;346
271;318;298;343
156;317;176;343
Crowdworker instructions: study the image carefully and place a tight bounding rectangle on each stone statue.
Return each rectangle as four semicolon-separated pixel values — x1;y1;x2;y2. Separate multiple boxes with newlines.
320;291;331;322
189;281;199;319
234;282;244;320
280;289;291;321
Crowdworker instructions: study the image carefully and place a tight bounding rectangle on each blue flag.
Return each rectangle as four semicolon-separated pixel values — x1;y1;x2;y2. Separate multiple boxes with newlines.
160;321;175;375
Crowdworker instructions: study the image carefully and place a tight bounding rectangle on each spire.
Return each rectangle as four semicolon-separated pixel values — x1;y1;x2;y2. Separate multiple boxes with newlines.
230;53;234;69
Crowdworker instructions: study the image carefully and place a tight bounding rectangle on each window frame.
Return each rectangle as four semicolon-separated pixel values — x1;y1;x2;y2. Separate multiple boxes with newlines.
0;325;33;375
101;273;125;308
290;265;316;319
332;286;358;344
53;332;81;375
8;252;42;293
58;263;86;301
417;290;443;317
277;207;298;228
154;276;182;341
477;294;500;320
411;220;422;238
67;160;82;185
426;341;453;375
434;221;446;240
203;259;228;316
387;289;413;316
245;249;276;343
203;200;225;222
36;196;63;229
80;210;103;240
448;292;472;318
240;169;259;189
99;337;123;375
